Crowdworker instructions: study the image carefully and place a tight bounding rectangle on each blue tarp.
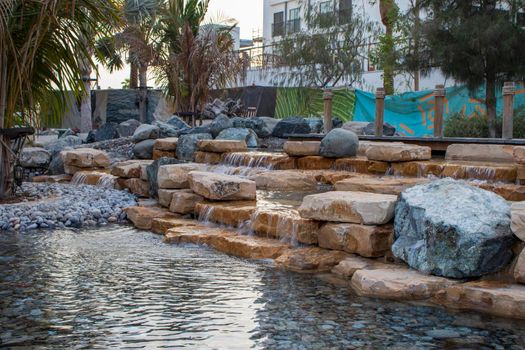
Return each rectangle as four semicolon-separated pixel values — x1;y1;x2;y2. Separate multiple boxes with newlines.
353;85;525;137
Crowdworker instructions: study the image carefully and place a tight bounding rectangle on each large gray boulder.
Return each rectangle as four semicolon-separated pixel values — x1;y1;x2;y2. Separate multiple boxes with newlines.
133;139;156;159
176;133;212;161
209;114;233;138
118;119;141;137
86;122;120;143
44;135;83;155
363;122;396;136
305;118;324;134
153;120;179;138
232;117;272;138
319;128;359;158
393;179;516;279
217;128;258;148
167;115;190;130
272;116;311;138
132;124;160;142
20;147;51;168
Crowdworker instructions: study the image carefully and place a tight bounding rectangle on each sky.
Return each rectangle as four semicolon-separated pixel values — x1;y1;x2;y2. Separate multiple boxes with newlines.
97;0;263;89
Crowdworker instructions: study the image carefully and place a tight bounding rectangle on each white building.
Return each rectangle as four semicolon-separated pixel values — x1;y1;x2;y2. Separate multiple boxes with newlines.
239;0;450;93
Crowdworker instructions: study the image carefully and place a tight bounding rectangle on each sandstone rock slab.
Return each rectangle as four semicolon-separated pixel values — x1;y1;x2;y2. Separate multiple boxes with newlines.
158;189;178;207
446;144;515;163
157;163;206;189
197;140;247;153
318;223;393;257
122;178;150;197
283;141;321;156
195;201;256;227
434;281;525;320
194;151;222;165
298;191;397;225
154;137;178;151
334;176;428;195
188;171;256;201
514;146;525;165
124;206;179;230
365;144;431;162
331;256;396;279
275;247;349;273
111;160;153;178
511;201;525;241
170;190;205;214
61;148;110;168
333;157;390;174
250;209;320;245
515;249;525;283
351;268;458;300
253;171;318;191
151;218;200;235
296;156;334;170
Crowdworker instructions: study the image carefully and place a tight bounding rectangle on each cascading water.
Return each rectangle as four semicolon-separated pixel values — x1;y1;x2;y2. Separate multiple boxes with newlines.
71;171;117;189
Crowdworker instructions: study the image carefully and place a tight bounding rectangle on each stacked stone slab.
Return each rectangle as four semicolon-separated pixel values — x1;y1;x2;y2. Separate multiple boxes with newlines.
511;201;525;284
194;140;247;165
111;160;153;197
61;148;111;175
156;163;207;213
153;137;178;160
298;191;397;258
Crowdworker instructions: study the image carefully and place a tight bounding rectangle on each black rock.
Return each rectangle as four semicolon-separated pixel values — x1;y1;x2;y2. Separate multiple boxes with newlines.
48;153;65;175
209;114;233;138
216;128;258;148
363;122;396;136
176;133;212;161
89;123;120;143
118;119;141;137
153;121;179;138
319;128;359;158
133;139;156;159
232;117;272;138
272;116;311;138
167;115;191;130
146;157;183;198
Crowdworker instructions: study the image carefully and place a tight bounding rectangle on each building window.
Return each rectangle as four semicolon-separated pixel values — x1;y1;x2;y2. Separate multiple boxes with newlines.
339;0;352;24
272;11;285;37
287;7;301;34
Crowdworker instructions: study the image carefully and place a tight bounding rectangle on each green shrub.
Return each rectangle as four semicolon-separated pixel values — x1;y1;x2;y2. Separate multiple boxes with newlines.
444;107;525;138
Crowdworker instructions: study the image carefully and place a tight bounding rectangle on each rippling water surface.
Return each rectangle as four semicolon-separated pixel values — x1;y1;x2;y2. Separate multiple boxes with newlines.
1;226;524;349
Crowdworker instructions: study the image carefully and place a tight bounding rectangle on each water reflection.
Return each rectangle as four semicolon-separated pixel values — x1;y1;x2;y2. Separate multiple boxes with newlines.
0;226;524;349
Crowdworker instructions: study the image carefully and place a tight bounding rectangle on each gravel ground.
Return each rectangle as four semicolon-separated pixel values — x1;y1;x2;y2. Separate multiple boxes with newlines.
0;183;137;232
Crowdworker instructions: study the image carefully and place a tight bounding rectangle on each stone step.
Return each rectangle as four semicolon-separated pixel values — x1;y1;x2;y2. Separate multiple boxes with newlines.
351;268;459;300
250;209;320;245
125;206;180;230
296;156;334;170
334;176;428;195
284;141;321;156
153;149;176;160
61;148;110;169
32;174;72;183
157;163;207;189
158;189;178;207
188;171;256;201
194;151;222;165
252;170;318;191
433;281;525;320
446;144;515;163
274;247;349;273
72;171;112;186
331;256;397;279
118;178;149;197
195;201;257;227
333;157;390;174
154;137;178;151
221;152;296;170
391;160;517;183
298;191;397;225
111;160;153;178
164;226;290;259
473;182;525;201
151;217;201;235
197;140;247;153
318;223;394;258
365;144;432;162
170;190;205;214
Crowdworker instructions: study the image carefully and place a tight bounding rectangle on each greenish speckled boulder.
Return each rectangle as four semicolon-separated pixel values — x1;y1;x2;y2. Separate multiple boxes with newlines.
392;179;516;279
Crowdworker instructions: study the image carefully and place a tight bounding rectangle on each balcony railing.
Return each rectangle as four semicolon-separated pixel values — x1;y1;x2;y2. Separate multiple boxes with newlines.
272;22;285;37
286;19;301;35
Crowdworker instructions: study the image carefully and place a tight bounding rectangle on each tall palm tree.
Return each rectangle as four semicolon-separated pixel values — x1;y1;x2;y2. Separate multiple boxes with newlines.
98;0;161;122
154;0;241;114
0;0;121;199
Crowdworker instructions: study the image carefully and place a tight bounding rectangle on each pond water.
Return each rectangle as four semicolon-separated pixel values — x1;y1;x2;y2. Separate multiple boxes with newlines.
1;226;524;349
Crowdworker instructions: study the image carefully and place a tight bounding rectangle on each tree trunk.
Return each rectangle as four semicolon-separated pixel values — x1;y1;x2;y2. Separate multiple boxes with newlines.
80;64;93;133
413;0;421;91
138;64;148;123
383;25;395;95
486;74;497;138
0;46;10;200
130;61;139;89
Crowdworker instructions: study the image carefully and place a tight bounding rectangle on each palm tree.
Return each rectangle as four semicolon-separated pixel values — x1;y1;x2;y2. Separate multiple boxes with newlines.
154;0;241;115
98;0;161;123
0;0;121;199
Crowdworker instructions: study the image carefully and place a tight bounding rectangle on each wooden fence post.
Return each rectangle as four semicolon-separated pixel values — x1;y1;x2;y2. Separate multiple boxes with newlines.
375;87;386;137
323;89;334;134
433;84;446;138
503;81;516;139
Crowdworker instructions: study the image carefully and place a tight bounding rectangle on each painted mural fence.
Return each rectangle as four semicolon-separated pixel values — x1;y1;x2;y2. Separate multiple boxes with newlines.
275;85;525;137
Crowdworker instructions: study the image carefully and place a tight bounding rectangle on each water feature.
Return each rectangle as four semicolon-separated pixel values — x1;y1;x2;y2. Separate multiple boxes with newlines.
70;171;117;189
1;226;524;349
